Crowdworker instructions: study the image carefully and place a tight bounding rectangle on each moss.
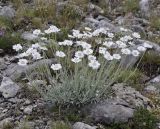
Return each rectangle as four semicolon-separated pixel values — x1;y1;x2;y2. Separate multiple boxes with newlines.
101;108;157;129
2;123;14;129
150;16;160;31
132;107;157;129
0;32;22;49
123;0;139;13
139;51;160;77
51;121;71;129
118;69;143;90
0;16;13;30
55;5;82;29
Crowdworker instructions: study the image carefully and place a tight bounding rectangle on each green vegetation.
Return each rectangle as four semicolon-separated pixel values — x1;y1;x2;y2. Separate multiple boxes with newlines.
123;0;139;13
51;121;71;129
150;15;160;31
102;107;157;129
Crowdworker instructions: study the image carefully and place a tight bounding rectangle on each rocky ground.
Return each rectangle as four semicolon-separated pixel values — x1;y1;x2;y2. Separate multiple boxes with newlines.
0;0;160;129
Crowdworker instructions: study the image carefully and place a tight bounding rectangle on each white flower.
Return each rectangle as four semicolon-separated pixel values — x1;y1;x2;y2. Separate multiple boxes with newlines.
120;36;133;42
95;39;102;44
32;43;41;49
104;53;113;61
99;47;107;54
18;59;28;66
88;55;96;61
85;27;92;31
56;51;66;58
76;41;91;49
143;42;153;48
13;44;22;51
41;37;47;41
32;51;43;60
132;32;141;39
68;34;75;38
73;29;83;38
49;25;60;33
51;64;62;71
40;46;48;50
88;60;100;70
64;40;73;46
107;33;114;38
120;27;128;32
132;50;140;57
92;28;107;36
17;52;28;58
128;41;135;46
33;29;41;35
116;41;127;48
44;29;52;34
26;48;36;56
103;41;114;48
113;54;121;60
44;25;60;34
121;48;131;55
71;57;82;63
83;49;93;55
137;46;146;52
75;51;84;58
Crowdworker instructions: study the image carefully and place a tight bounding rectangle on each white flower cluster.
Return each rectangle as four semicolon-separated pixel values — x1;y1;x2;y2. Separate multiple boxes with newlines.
13;25;153;71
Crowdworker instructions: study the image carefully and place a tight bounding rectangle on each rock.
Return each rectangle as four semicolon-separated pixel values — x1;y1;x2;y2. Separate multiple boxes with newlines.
15;121;35;129
21;32;38;41
0;77;20;98
4;59;56;81
137;40;160;55
144;75;160;94
0;118;14;128
149;75;160;84
88;3;104;14
139;0;150;17
87;83;151;125
144;85;159;94
73;122;97;129
90;100;134;124
24;106;33;114
0;49;4;54
0;6;15;19
131;25;146;38
0;58;7;70
112;83;151;108
82;17;120;32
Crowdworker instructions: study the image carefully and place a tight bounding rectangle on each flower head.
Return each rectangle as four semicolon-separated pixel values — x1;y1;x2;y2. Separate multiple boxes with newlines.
83;49;93;55
32;51;43;60
132;32;141;39
56;51;66;58
18;59;28;66
88;60;100;70
132;50;140;57
33;29;41;35
137;46;146;52
88;55;96;61
13;44;22;51
104;53;113;61
103;41;114;48
75;51;84;58
143;42;153;49
113;54;121;60
51;64;62;71
121;48;131;55
99;47;107;54
71;57;82;63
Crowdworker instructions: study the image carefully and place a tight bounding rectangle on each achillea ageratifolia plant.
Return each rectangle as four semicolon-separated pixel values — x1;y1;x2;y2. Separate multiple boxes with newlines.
13;25;153;107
